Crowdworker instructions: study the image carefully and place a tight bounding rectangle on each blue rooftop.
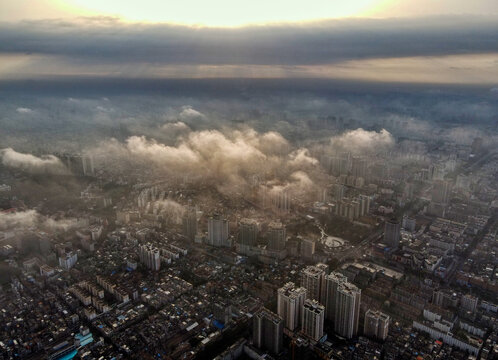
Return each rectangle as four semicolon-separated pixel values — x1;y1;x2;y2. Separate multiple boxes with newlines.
56;349;78;360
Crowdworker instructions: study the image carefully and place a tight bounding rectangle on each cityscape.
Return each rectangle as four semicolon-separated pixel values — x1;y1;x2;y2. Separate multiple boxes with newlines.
0;0;497;359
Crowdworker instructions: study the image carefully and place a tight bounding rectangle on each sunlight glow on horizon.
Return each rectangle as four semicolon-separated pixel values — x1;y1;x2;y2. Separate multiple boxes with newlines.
2;0;497;26
60;0;384;26
2;52;497;85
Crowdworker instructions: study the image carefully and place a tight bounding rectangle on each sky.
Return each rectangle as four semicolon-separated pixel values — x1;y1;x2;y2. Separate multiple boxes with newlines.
2;0;498;25
0;0;497;84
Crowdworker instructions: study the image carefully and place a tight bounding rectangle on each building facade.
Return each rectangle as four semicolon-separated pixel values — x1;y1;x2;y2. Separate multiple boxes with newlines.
302;299;325;341
207;214;229;247
277;282;306;331
267;221;286;251
238;218;258;247
253;308;283;355
334;282;361;339
139;243;161;271
300;263;328;303
384;218;401;249
324;272;348;323
364;309;390;341
182;206;197;241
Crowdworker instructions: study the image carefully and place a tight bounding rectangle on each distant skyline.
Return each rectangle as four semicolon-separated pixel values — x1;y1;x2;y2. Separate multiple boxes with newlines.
0;0;497;85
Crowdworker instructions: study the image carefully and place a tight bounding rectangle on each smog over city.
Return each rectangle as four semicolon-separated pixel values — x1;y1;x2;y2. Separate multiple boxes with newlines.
0;1;497;359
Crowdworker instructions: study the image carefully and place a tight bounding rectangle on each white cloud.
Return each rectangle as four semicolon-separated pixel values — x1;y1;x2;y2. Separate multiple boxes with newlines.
89;128;321;196
0;148;69;174
329;128;394;154
178;106;206;121
0;210;85;232
160;121;191;134
288;148;318;167
155;199;185;224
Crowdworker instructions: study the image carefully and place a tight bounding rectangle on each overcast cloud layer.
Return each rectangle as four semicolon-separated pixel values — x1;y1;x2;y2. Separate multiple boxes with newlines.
0;16;497;72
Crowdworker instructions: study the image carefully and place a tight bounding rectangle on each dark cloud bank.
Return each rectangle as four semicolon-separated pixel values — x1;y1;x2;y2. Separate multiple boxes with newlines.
0;15;497;66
